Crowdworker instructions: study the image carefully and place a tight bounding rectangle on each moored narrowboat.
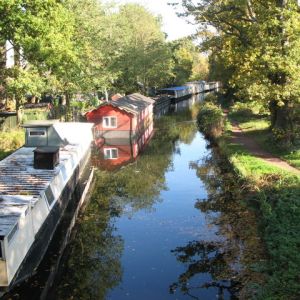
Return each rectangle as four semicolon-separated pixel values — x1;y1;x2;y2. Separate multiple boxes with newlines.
0;121;93;289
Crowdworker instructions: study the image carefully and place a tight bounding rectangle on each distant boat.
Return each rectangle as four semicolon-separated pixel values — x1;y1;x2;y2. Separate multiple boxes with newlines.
159;86;193;101
158;81;221;102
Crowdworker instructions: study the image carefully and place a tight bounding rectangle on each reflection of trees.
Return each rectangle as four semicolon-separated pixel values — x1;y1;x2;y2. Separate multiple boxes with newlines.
54;195;123;300
55;106;202;298
91;109;199;213
170;240;238;300
181;150;266;299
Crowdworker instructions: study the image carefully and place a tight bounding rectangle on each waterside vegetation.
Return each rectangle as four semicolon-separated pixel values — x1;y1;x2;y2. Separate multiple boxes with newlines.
196;97;300;299
0;0;208;121
180;0;300;147
0;129;24;160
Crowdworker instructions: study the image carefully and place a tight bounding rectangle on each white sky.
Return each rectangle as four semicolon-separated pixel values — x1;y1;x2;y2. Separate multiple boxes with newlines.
105;0;197;41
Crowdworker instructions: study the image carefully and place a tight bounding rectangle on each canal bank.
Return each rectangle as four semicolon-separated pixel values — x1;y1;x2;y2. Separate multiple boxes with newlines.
49;100;265;300
213;111;300;300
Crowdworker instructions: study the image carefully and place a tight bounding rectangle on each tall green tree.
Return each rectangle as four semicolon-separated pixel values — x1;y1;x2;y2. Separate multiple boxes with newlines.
169;38;208;85
0;0;75;119
180;0;300;145
109;4;174;94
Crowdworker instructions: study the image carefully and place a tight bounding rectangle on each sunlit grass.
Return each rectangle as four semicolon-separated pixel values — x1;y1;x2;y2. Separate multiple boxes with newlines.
222;106;300;300
229;111;300;170
0;129;25;160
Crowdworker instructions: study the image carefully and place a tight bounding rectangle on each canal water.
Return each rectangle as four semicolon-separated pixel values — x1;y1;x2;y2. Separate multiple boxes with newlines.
1;94;264;300
47;94;265;300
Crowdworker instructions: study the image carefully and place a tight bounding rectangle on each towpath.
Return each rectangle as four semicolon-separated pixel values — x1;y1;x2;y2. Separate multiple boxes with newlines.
229;121;300;175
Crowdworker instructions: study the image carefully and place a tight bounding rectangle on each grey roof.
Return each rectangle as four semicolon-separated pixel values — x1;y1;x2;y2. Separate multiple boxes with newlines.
109;93;155;115
22;120;60;128
0;147;55;197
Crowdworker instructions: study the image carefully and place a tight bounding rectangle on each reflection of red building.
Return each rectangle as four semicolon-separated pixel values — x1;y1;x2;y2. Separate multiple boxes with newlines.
91;138;138;171
86;93;154;153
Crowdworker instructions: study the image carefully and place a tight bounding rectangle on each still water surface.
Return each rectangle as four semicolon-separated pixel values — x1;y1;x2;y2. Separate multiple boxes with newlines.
52;95;263;300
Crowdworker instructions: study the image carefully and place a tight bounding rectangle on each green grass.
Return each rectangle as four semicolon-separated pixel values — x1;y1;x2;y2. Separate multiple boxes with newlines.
228;112;300;170
0;129;25;160
220;109;300;300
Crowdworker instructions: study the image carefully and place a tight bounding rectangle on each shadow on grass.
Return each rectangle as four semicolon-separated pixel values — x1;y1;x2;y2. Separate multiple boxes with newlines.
0;150;14;161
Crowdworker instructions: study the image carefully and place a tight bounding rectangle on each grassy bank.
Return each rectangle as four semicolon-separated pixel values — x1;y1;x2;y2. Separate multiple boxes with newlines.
228;110;300;170
0;129;25;160
218;108;300;299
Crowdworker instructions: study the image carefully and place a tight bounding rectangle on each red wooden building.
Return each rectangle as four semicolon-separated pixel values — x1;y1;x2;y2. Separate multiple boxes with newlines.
86;93;154;156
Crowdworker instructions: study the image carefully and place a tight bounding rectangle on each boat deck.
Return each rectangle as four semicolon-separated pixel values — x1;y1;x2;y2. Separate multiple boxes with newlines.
0;144;84;238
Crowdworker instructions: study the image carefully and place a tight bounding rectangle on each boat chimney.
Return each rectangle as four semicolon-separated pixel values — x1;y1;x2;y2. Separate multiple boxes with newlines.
33;146;59;170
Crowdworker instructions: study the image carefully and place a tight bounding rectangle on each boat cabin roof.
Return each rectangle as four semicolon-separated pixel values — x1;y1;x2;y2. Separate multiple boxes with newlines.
22;120;60;128
0;122;93;240
160;86;188;92
0;196;33;238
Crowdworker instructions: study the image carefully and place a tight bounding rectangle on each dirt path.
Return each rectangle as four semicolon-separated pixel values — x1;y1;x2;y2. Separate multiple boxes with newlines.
230;122;300;175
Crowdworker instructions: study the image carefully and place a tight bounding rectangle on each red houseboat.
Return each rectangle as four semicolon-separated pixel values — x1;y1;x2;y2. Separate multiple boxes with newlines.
86;93;154;155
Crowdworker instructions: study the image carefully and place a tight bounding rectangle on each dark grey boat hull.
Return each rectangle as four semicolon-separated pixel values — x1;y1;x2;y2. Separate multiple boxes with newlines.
7;149;91;290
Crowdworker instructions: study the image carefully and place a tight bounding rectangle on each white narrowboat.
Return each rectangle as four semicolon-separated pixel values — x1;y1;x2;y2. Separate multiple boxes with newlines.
0;121;93;288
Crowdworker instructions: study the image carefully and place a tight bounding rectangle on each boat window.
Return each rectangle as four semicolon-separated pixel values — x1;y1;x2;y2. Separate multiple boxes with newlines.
104;148;118;160
45;185;55;207
0;242;3;259
61;165;68;180
7;223;19;244
103;116;117;128
29;130;46;136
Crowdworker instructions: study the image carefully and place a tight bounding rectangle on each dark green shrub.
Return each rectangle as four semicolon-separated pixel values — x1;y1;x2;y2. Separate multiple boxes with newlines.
197;102;224;138
204;93;218;103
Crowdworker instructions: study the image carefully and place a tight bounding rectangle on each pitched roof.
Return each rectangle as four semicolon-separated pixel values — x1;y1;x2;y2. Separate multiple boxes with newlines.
109;93;155;115
111;93;123;101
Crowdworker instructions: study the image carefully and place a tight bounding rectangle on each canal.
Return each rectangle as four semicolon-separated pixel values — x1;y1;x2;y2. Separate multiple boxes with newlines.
48;94;265;299
1;94;265;300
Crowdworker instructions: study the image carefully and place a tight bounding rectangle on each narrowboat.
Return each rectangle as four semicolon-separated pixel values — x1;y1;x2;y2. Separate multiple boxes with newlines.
0;121;93;289
159;86;193;102
184;81;206;94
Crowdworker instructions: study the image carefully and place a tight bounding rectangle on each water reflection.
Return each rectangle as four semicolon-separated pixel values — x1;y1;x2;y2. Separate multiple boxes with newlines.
170;240;237;300
51;187;124;300
51;100;264;300
91;138;137;171
175;153;267;299
171;93;206;113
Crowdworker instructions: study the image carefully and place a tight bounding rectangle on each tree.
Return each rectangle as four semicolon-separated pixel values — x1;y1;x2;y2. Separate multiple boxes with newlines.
179;0;300;145
108;4;174;94
169;38;208;85
0;0;75;121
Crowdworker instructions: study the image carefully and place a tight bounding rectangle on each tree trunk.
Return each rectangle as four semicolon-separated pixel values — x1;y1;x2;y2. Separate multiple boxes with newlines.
15;95;22;125
269;100;294;146
65;92;71;122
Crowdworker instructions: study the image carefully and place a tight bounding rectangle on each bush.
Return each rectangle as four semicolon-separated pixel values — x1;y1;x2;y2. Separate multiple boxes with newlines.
197;102;224;139
22;108;49;123
0;129;25;160
230;101;269;121
204;93;218;103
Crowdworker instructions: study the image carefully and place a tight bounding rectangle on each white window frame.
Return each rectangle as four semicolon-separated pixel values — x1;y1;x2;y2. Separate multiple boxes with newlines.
103;116;117;128
104;148;118;160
